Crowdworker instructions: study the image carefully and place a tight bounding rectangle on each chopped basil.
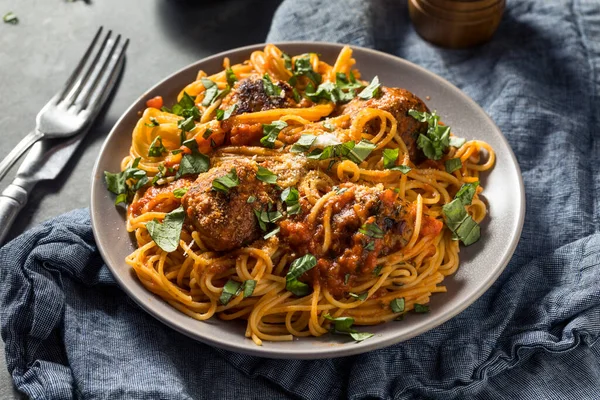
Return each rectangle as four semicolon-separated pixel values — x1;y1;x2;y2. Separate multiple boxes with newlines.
212;168;239;194
216;104;237;121
293;55;322;85
175;152;210;179
323;314;374;342
344;273;350;285
358;76;381;100
280;187;301;215
182;138;198;152
445;158;462;173
290;134;317;153
349;292;368;301
225;68;238;87
247;196;256;203
449;136;466;149
241;280;256;298
364;241;375;251
169;92;201;122
3;12;18;24
132;157;141;168
152;164;166;185
390;298;405;313
282;52;292;71
347;140;376;163
219;279;242;305
359;222;385;239
201;78;219;106
263;226;280;239
263;74;282;97
202;128;213;139
286;254;317;296
373;264;383;276
146;206;185;252
256;166;277;184
260;120;287;148
148;136;167;157
455;181;478;206
414;304;430;313
171;149;183;155
292;88;301;103
104;164;148;205
409;109;451;160
335;72;362;90
307;139;375;164
178;116;196;145
305;81;354;104
173;187;188;198
254;205;283;232
442;182;480;246
145;117;160;128
382;148;411;173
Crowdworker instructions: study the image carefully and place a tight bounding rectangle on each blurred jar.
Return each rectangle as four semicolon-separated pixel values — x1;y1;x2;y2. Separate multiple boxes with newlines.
408;0;505;48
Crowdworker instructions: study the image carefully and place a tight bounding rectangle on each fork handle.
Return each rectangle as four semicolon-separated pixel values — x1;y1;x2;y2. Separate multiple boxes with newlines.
0;130;44;182
0;183;29;245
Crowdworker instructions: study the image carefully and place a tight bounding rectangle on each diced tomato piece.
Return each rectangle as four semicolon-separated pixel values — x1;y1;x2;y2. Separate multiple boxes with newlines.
146;96;163;109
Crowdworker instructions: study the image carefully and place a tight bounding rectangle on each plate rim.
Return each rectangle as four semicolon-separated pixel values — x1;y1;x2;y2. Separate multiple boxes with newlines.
90;41;526;359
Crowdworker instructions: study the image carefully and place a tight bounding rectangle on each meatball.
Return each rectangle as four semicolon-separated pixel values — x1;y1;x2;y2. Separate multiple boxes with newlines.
182;159;278;252
340;87;430;162
220;74;298;115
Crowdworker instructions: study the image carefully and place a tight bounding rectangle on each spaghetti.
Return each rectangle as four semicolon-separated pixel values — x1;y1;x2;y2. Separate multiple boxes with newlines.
105;45;495;345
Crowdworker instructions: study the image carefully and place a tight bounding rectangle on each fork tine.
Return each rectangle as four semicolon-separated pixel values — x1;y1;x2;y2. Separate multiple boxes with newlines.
72;33;121;111
63;30;113;108
57;27;104;102
84;38;129;114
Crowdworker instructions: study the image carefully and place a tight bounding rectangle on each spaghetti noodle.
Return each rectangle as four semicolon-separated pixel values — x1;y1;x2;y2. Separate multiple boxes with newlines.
104;45;495;345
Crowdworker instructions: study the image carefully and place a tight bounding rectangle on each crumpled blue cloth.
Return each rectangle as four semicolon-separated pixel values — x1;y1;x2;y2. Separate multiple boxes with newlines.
2;0;600;399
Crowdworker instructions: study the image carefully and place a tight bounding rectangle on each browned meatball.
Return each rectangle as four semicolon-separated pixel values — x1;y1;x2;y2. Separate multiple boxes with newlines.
220;74;298;115
182;158;278;252
340;87;430;162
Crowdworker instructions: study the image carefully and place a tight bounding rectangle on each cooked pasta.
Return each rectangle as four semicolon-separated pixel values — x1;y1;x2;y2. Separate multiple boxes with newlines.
104;44;495;345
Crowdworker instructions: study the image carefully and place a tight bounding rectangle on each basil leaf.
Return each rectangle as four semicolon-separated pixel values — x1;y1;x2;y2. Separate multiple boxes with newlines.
176;152;210;178
145;117;159;128
104;164;148;204
3;12;18;24
225;68;237;87
171;149;183;155
247;196;256;203
256;166;277;184
281;52;292;71
241;280;256;298
178;116;196;134
335;72;362;90
455;181;479;206
292;88;301;103
390;298;405;313
409;109;451;160
344;273;350;285
170;92;201;121
219;279;242;305
261;120;287;148
152;164;166;185
253;209;267;231
306;81;354;104
202;128;213;140
212;168;239;194
364;241;375;251
414;304;430;313
146;206;185;252
323;314;374;342
290;134;317;153
114;193;128;205
293;55;322;85
445;158;462;173
263;226;280;239
349;292;368;301
216;104;237;121
104;171;127;195
359;222;385;239
201;78;219;106
358;76;381;100
286;254;317;296
263;74;282;97
148;136;167;157
449;136;466;148
373;265;383;276
345;139;376;163
281;187;301;215
349;332;375;342
382;148;410;173
173;187;188;198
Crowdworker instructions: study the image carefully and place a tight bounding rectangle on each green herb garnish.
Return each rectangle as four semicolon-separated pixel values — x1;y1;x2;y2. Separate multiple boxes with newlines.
442;182;480;246
260;120;287;148
390;298;405;313
219;279;242;305
359;222;384;239
241;280;256;298
256;166;277;184
323;314;374;342
173;187;188;198
357;76;381;100
146;206;185;252
409;109;451;160
280;187;301;215
414;304;430;313
225;68;238;87
285;254;317;297
3;12;18;24
212;168;239;194
382;148;411;173
349;292;368;301
148;136;167;157
216;104;237;121
445;158;462;173
145;117;160;128
290;134;317;153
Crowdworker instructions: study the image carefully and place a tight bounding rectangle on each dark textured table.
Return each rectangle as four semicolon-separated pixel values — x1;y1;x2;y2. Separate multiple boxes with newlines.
0;0;280;397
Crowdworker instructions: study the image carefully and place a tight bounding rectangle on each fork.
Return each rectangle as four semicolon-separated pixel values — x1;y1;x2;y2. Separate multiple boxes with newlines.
0;27;129;181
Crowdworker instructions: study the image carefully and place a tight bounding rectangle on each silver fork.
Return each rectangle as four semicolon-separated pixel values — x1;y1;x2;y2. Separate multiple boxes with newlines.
0;27;129;181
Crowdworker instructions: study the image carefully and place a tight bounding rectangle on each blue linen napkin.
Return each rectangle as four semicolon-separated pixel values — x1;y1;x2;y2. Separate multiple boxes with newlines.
2;0;600;398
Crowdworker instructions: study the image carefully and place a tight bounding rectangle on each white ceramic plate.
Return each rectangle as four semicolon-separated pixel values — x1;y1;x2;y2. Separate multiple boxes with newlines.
91;42;525;359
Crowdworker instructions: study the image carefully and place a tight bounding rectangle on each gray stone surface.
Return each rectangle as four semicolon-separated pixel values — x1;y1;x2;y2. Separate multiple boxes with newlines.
0;0;280;397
